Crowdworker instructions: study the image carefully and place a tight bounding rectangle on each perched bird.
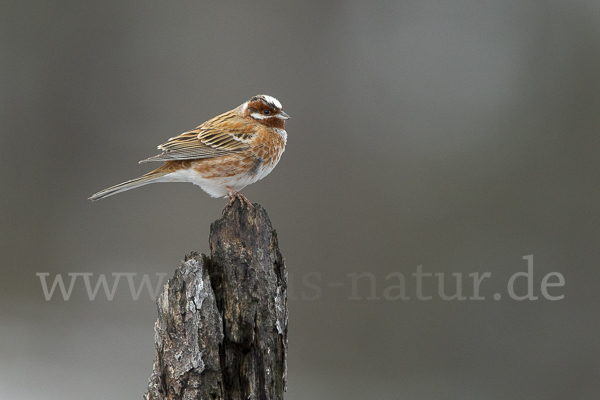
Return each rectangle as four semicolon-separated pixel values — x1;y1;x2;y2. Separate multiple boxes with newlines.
89;94;289;206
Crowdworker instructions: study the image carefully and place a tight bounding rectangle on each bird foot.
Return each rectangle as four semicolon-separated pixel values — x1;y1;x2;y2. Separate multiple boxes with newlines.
223;186;253;214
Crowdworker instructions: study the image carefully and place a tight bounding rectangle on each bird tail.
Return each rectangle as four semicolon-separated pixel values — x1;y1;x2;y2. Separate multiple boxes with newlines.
88;170;169;201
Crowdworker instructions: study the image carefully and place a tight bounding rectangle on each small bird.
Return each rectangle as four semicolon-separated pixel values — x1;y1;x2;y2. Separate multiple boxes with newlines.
89;94;289;206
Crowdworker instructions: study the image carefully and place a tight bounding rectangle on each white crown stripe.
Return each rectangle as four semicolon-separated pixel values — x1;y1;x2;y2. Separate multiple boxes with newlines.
260;95;282;109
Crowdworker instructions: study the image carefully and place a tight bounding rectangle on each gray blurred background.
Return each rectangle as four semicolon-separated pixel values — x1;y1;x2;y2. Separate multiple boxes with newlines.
2;1;599;399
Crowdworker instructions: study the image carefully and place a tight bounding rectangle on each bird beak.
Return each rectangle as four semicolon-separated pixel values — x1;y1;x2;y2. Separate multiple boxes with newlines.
278;111;290;120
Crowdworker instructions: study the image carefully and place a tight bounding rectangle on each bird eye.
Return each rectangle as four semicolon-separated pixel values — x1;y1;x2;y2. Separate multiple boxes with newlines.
263;109;271;115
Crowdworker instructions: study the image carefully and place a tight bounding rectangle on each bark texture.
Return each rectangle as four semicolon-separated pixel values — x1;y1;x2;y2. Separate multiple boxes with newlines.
145;199;288;400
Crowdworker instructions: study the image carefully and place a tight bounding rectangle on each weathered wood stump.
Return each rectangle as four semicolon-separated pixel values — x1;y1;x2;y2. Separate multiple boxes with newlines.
145;199;288;400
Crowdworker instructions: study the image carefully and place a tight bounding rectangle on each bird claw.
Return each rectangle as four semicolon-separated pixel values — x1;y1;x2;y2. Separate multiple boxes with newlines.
222;187;254;214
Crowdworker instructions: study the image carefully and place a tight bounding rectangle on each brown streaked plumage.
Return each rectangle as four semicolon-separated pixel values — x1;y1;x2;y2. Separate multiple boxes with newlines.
89;94;289;203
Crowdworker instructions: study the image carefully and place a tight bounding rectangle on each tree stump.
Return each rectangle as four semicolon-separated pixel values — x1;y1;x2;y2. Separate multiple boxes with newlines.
145;199;288;400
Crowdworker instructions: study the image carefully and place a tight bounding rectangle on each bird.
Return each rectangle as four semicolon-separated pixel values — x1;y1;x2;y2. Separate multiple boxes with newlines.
88;94;290;206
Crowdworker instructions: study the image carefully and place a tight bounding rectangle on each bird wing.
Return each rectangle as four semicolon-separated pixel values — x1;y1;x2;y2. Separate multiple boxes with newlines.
139;111;256;163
